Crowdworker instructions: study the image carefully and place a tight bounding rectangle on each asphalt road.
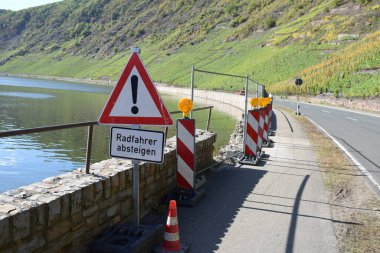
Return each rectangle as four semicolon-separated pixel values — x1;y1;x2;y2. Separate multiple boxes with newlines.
275;99;380;194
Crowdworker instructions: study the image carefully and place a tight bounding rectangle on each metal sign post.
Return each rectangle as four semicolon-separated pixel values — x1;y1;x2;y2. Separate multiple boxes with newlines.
295;78;303;115
98;47;173;231
133;158;140;228
131;123;141;229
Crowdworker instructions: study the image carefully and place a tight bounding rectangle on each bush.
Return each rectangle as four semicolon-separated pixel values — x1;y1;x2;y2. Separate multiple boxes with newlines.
265;17;277;29
332;0;344;7
355;0;372;4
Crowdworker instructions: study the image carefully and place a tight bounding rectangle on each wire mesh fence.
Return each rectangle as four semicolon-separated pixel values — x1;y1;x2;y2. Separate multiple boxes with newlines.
157;66;266;153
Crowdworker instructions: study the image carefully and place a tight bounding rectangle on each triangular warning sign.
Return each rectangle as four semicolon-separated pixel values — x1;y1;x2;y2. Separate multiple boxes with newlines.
99;52;173;126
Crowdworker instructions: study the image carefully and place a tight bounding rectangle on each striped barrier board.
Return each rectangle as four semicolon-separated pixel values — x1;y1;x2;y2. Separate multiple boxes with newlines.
176;119;195;190
258;108;265;151
263;106;269;143
268;103;273;133
245;110;260;159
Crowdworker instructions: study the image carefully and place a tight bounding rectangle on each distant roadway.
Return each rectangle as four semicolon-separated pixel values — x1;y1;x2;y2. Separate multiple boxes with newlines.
275;99;380;194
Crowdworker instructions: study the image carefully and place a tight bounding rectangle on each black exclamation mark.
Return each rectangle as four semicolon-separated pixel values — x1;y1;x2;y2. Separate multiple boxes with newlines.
131;75;139;114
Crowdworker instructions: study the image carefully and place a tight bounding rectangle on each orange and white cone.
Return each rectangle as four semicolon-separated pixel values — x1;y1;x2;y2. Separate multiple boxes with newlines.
155;200;189;253
163;200;181;251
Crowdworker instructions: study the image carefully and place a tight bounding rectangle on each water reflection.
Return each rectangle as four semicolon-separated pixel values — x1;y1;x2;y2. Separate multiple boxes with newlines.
0;76;236;193
0;91;55;99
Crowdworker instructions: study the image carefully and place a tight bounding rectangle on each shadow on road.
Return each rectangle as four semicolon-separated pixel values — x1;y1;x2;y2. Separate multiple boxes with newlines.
285;175;309;253
274;108;294;133
271;111;277;131
177;165;266;253
336;136;380;171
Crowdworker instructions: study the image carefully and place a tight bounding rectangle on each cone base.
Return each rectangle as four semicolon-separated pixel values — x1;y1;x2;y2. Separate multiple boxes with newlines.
153;242;190;253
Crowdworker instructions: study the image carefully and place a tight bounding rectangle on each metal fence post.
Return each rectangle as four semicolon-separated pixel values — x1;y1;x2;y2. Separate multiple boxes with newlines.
243;75;249;154
256;82;259;98
206;107;212;131
190;66;195;119
85;125;93;174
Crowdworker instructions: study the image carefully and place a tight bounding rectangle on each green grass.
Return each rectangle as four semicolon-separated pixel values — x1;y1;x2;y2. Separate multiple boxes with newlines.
0;28;322;92
0;0;379;98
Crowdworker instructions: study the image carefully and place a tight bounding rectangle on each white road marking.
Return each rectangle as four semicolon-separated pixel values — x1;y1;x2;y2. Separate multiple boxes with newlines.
322;110;330;113
307;118;380;192
276;99;380;118
346;117;358;121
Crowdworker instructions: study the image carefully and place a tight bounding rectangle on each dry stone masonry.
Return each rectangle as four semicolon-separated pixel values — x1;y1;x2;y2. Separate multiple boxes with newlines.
0;130;216;253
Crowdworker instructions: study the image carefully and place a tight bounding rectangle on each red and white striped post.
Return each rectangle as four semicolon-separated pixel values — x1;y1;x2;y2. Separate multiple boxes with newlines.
258;107;265;151
177;118;195;190
175;98;205;206
240;97;265;165
245;110;260;159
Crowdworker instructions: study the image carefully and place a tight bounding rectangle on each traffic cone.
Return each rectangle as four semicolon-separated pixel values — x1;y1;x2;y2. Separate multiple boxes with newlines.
163;200;180;251
154;200;189;253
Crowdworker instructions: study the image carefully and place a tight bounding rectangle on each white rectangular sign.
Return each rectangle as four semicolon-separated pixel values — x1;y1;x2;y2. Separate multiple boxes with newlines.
110;127;165;163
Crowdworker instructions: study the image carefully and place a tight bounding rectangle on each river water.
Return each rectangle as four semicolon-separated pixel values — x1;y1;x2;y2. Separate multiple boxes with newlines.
0;76;236;193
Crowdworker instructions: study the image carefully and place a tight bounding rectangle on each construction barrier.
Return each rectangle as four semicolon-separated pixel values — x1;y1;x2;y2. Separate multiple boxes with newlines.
174;98;205;206
245;109;259;159
239;98;264;165
177;118;195;190
258;107;265;150
262;104;274;146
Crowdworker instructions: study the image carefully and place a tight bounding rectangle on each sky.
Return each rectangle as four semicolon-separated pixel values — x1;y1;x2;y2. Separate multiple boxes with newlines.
0;0;63;11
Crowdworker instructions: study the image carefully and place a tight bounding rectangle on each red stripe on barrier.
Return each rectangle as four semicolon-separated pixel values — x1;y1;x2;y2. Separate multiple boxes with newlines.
177;119;195;190
258;109;264;150
177;173;192;189
177;138;194;169
263;106;269;142
245;145;254;157
246;121;255;157
179;119;195;137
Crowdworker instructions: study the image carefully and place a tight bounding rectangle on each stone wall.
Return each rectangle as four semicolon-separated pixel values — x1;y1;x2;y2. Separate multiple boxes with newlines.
0;130;216;253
